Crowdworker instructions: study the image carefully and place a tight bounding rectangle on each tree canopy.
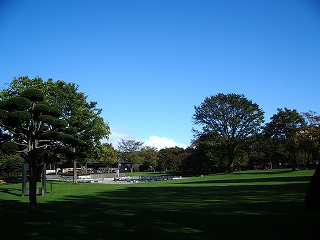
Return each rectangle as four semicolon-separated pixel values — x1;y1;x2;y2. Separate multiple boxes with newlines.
0;153;24;179
140;146;158;172
117;139;144;172
0;76;111;161
193;93;264;171
264;108;306;170
158;147;186;172
99;143;118;172
0;88;75;212
0;76;110;212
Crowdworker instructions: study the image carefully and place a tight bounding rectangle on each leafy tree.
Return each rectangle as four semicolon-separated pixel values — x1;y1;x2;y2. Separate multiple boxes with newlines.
193;93;264;171
158;147;185;171
140;146;158;172
0;88;81;213
99;143;118;172
180;147;200;174
1;76;111;181
299;111;320;168
0;76;110;212
234;149;249;171
117;139;144;172
189;132;228;173
0;153;24;178
55;85;109;182
264;108;306;170
245;134;265;169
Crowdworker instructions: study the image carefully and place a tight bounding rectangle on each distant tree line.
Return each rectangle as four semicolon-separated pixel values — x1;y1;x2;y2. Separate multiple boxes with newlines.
189;94;319;174
116;94;319;175
116;139;190;173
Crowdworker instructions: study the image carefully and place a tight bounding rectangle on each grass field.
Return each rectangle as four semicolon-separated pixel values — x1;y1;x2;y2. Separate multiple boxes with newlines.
0;169;319;240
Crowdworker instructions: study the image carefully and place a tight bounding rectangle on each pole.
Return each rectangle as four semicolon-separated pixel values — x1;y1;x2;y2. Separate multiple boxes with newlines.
42;163;46;196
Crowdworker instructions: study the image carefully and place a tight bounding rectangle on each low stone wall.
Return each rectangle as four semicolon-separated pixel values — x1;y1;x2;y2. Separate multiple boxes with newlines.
113;175;182;183
61;175;98;183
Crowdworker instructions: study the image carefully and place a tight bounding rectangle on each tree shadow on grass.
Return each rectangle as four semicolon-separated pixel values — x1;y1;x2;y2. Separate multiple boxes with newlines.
178;175;313;186
233;169;295;175
0;180;319;240
0;187;22;197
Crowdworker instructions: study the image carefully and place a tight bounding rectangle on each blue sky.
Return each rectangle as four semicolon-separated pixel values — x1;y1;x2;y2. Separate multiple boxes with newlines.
1;0;320;149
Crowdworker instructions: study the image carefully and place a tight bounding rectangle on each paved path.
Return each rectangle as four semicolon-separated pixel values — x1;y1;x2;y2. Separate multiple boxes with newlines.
46;173;127;184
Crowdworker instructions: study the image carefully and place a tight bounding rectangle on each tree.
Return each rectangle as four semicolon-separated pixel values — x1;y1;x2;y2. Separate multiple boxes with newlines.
55;84;110;182
188;133;228;173
234;149;249;171
264;108;306;170
0;153;24;178
99;143;117;172
247;133;284;170
1;76;111;182
0;88;80;213
299;111;320;168
0;76;110;212
193;93;264;172
117;139;144;172
140;146;158;172
158;147;185;172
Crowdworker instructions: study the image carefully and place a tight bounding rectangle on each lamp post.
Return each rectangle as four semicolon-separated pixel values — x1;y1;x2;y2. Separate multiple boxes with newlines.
117;158;120;178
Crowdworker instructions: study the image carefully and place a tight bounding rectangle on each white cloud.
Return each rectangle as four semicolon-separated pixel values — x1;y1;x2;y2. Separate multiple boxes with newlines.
145;135;188;149
105;127;189;150
104;126;137;148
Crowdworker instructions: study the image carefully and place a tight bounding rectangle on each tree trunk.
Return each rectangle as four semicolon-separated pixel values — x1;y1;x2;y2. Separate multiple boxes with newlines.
306;151;311;170
227;151;235;172
292;152;297;171
73;160;78;184
228;161;234;173
226;142;235;173
28;159;37;213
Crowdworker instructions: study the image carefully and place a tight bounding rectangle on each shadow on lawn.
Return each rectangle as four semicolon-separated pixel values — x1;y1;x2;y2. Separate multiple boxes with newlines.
0;186;23;197
178;175;313;186
0;177;319;240
233;169;295;175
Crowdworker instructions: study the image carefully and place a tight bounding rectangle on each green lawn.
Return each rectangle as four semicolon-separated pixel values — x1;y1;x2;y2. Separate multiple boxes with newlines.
0;169;319;240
